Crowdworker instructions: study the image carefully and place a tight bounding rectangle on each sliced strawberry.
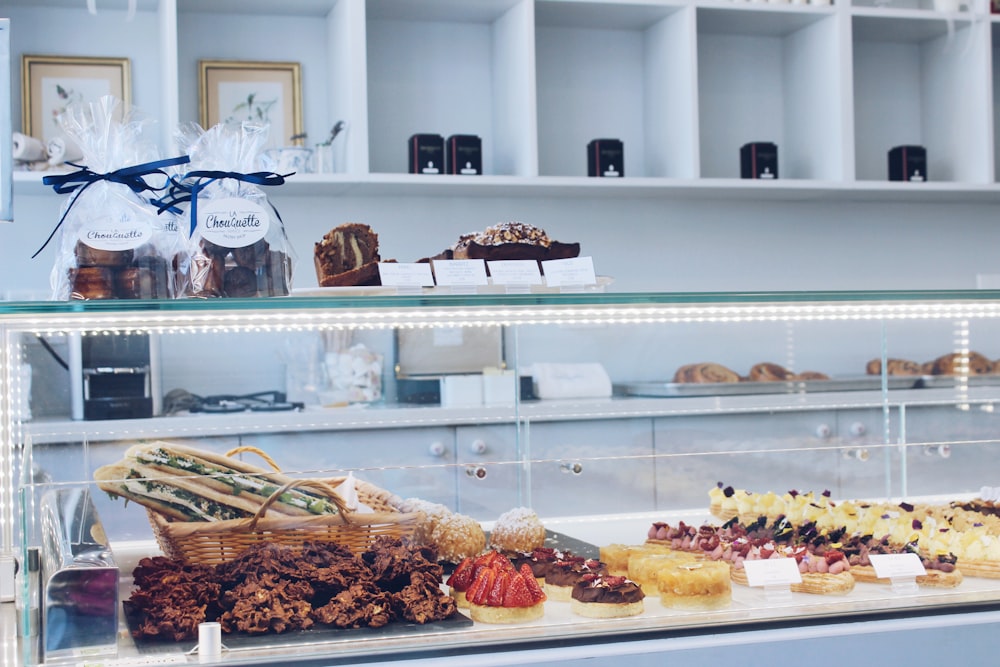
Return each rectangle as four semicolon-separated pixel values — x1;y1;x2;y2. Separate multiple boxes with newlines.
487;569;510;606
447;557;475;591
468;567;496;606
520;564;547;603
503;571;534;608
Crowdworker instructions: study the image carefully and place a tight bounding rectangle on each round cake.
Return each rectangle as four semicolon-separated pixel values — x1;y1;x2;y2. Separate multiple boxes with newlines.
544;557;606;602
570;574;645;619
489;507;546;554
628;550;699;593
599;543;634;576
656;560;732;610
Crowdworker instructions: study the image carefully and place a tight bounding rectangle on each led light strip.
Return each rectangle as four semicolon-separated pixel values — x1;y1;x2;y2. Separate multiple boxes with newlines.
6;299;1000;336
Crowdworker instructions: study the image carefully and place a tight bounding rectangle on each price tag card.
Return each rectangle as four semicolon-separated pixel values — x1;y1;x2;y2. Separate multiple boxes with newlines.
742;558;803;588
541;256;597;287
431;259;488;286
377;262;435;287
487;260;543;285
869;553;927;579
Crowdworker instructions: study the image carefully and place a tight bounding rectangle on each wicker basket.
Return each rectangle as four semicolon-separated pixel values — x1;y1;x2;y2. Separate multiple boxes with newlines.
146;448;420;565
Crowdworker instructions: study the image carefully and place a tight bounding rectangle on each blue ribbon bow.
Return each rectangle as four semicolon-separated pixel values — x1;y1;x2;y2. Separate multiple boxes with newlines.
34;155;192;259
154;169;291;237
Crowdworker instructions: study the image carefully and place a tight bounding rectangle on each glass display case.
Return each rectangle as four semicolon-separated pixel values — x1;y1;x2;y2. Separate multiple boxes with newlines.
4;289;1000;666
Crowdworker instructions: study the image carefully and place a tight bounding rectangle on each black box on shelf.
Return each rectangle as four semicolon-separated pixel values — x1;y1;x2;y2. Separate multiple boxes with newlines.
888;145;926;182
446;134;482;175
587;139;624;177
408;134;445;174
740;142;778;179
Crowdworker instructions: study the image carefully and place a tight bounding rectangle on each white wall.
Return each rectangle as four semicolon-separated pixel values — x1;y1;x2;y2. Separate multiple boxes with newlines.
5;191;1000;296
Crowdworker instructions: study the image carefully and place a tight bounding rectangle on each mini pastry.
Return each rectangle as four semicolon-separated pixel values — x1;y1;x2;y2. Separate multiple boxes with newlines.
543;556;606;601
233;239;269;268
116;255;171;299
462;557;547;623
513;547;567;583
69;267;115;300
865;358;922;376
74;241;133;267
570;574;645;618
656;561;732;610
627;550;699;593
223;266;257;298
930;351;994;376
489;507;546;554
256;250;291;296
446;551;508;608
672;362;741;384
428;512;487;564
748;362;796;382
795;370;830;381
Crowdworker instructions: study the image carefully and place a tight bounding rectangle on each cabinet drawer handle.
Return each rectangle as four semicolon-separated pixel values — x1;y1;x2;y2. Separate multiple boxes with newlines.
923;444;952;459
560;461;583;475
428;441;447;457
815;424;832;439
843;447;870;462
849;422;867;437
465;465;487;480
469;439;488;455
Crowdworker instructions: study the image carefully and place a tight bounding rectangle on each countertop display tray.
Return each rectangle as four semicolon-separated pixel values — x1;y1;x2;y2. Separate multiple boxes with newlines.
123;602;473;653
124;530;594;653
615;375;917;398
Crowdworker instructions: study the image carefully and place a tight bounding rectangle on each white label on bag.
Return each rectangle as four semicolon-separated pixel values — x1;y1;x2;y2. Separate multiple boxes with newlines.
198;198;270;249
78;215;153;251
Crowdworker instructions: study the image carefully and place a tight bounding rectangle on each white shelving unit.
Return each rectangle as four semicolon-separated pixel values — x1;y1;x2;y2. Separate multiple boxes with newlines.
5;0;1000;196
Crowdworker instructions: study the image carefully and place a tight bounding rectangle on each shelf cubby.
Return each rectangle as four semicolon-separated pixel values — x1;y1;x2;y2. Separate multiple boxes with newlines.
851;11;992;182
695;5;843;180
534;0;694;178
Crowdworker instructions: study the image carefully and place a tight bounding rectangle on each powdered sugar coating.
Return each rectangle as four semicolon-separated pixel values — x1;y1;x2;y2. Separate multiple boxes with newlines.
490;507;547;553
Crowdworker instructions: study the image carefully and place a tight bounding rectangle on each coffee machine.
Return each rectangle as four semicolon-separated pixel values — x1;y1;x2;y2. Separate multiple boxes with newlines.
69;333;160;420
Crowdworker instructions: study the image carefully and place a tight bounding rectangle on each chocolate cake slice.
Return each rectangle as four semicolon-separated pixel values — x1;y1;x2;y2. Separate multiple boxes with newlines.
314;223;382;287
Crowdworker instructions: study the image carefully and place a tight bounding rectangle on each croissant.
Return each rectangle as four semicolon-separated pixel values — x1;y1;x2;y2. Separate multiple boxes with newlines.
672;362;741;384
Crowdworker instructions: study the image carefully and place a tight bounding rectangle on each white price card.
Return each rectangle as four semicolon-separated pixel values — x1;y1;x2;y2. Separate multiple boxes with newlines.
377;262;435;287
869;553;927;579
431;259;489;286
742;558;803;587
486;260;543;285
541;256;597;287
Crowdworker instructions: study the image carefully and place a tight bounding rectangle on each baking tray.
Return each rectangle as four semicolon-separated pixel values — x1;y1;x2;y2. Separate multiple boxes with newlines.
615;375;918;398
914;375;1000;389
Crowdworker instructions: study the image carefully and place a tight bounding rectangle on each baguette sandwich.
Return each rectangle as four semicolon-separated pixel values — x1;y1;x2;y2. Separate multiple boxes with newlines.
94;442;347;522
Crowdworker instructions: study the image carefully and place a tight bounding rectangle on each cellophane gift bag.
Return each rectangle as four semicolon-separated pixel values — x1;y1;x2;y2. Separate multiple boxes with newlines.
43;96;190;300
170;122;295;298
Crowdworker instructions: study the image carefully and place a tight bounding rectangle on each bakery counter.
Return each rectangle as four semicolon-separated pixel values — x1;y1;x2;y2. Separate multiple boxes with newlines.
6;512;1000;667
21;384;1000;445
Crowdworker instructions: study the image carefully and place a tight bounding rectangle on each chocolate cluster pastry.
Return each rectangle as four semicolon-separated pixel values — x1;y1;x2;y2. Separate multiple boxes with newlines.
126;537;456;640
194;238;290;298
70;242;174;300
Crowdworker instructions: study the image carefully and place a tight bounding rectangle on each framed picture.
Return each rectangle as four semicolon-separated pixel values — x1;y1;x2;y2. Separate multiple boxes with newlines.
21;55;131;143
199;60;303;149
